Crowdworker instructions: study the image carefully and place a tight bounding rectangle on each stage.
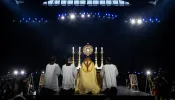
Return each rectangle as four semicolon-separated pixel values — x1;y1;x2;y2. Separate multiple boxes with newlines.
72;86;149;96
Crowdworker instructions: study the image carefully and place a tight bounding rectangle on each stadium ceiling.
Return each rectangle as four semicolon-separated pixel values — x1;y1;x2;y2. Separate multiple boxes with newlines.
123;0;161;5
43;0;130;6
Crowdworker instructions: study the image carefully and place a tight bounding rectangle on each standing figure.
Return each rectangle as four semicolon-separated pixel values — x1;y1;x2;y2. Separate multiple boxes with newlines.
100;57;119;95
42;56;61;95
75;57;100;94
60;57;77;95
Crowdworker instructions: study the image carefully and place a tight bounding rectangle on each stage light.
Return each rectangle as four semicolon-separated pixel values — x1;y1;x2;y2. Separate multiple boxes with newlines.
137;19;142;24
125;21;128;22
21;70;25;75
42;71;45;74
61;16;65;20
81;14;85;18
22;18;24;20
149;18;152;21
58;14;60;17
35;18;37;20
26;20;28;22
87;14;90;17
20;20;22;22
14;70;18;75
138;72;141;75
45;20;48;22
131;19;136;24
146;70;151;75
33;20;35;22
70;14;75;20
41;18;43;20
98;13;100;15
112;15;114;17
156;18;158;21
28;18;30;20
142;19;145;21
39;20;41;22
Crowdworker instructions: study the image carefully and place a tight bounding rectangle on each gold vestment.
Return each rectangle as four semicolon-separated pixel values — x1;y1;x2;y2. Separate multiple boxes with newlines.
75;58;100;94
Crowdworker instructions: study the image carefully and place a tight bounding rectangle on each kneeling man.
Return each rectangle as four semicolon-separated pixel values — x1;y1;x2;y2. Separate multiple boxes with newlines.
100;57;119;95
61;57;77;95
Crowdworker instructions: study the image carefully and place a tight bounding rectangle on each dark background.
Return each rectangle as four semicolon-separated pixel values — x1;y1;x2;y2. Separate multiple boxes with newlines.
1;0;175;81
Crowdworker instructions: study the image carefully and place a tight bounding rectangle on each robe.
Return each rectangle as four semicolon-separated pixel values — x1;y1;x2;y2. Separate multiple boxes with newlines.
100;64;119;91
75;59;100;94
61;64;77;90
44;63;61;92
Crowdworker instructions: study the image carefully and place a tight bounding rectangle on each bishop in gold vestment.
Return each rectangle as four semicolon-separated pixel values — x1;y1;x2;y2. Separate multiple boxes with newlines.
75;57;100;94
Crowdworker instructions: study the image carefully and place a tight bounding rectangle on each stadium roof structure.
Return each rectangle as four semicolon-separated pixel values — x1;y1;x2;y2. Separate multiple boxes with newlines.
42;0;130;6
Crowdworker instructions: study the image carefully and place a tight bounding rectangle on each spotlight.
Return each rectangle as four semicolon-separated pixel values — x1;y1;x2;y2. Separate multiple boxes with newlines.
42;71;45;74
21;70;25;75
81;14;85;18
146;70;151;75
61;16;65;20
14;70;18;75
87;14;90;17
131;19;136;24
70;14;75;20
137;19;142;24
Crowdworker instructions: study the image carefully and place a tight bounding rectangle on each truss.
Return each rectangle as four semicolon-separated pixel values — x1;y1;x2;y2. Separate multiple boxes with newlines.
43;0;130;6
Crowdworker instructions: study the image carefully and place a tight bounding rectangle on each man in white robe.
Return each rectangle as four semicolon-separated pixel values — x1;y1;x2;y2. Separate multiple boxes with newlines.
61;57;77;95
42;56;61;95
100;57;119;94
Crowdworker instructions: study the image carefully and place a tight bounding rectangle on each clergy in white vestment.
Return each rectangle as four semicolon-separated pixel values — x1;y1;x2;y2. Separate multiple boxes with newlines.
43;56;61;95
100;57;119;92
61;57;77;94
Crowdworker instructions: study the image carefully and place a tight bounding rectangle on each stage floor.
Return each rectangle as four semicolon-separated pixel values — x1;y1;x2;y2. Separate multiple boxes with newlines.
72;86;148;96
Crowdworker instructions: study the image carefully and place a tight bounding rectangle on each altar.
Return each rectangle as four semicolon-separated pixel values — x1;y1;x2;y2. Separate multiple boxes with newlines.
71;43;104;92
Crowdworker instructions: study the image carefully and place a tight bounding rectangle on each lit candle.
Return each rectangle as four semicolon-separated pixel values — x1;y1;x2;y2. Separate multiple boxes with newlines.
79;47;81;52
95;47;97;52
101;47;103;52
72;47;74;52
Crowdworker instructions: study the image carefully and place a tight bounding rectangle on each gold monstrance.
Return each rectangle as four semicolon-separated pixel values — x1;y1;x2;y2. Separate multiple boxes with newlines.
72;43;104;69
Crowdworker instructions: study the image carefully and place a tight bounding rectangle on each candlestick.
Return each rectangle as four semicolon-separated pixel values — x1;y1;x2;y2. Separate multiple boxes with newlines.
79;47;81;52
78;47;81;69
101;47;104;68
95;47;98;68
72;47;74;53
101;47;103;53
72;47;75;65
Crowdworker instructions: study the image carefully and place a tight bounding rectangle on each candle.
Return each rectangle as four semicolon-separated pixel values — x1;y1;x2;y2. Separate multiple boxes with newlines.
79;47;81;52
101;47;103;52
95;47;97;52
72;47;74;52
